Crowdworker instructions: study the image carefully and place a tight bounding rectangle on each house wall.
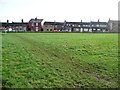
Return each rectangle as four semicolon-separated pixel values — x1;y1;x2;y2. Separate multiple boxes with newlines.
27;21;42;32
43;25;54;31
108;20;118;32
1;20;119;32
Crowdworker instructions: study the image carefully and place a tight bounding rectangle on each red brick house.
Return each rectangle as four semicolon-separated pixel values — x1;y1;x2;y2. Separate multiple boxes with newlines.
27;18;43;32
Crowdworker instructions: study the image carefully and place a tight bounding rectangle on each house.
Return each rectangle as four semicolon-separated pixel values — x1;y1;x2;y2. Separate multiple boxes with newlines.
27;18;43;32
43;19;108;32
43;21;64;32
63;21;81;32
90;21;108;32
9;22;28;32
0;22;5;31
108;20;119;32
0;19;28;32
0;18;119;33
62;20;108;32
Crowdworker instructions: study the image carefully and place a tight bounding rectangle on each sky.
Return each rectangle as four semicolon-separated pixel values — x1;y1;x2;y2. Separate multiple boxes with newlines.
0;0;119;22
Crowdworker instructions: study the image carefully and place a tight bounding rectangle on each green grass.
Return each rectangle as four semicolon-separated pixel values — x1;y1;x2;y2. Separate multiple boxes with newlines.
2;33;118;88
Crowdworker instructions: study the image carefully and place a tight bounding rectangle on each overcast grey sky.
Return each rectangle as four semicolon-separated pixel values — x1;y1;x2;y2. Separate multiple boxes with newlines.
0;0;119;22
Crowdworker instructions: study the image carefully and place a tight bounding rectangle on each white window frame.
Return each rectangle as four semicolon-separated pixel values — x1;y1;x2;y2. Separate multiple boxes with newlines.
36;23;38;26
32;23;34;26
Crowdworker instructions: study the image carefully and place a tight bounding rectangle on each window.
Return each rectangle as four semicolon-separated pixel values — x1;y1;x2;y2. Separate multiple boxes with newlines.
100;25;107;27
96;25;99;27
36;23;38;26
32;23;34;26
36;27;38;31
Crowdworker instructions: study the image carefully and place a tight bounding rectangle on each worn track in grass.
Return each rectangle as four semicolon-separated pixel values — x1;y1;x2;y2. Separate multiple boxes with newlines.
2;33;118;88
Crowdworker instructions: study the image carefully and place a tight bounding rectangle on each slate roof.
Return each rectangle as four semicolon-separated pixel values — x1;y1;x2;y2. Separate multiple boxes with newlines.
1;22;28;27
44;22;64;25
91;21;108;24
29;18;43;22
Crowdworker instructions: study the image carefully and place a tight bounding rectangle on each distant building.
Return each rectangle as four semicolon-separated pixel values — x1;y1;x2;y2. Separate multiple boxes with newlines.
0;19;28;32
43;20;108;32
108;20;119;32
0;21;3;31
0;18;119;33
43;21;64;32
90;21;108;32
27;18;43;32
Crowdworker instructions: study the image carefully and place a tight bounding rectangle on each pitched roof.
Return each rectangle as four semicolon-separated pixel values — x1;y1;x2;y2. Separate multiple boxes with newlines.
29;18;43;22
1;22;28;26
44;21;64;25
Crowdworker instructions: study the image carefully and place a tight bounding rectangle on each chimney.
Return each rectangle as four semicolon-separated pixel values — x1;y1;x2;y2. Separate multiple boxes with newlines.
81;20;82;22
7;20;9;27
64;20;66;25
7;20;9;24
108;18;110;22
98;19;99;22
35;17;37;20
21;19;23;23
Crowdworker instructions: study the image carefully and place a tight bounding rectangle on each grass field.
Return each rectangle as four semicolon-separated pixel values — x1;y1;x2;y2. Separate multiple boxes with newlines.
2;33;118;88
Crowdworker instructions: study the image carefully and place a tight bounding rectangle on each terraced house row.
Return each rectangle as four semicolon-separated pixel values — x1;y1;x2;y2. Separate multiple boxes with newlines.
0;18;119;32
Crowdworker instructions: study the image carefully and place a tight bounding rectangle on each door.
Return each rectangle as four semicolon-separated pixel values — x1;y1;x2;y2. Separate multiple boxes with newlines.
36;27;38;31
